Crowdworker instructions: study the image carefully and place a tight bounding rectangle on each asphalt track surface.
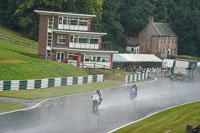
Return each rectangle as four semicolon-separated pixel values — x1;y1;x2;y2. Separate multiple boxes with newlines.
0;73;200;133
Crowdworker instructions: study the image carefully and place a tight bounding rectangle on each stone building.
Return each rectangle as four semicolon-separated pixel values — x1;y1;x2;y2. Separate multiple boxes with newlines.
34;10;118;69
139;17;178;59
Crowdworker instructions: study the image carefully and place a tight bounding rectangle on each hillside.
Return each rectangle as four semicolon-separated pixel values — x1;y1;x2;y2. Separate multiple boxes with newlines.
0;26;38;49
0;40;88;80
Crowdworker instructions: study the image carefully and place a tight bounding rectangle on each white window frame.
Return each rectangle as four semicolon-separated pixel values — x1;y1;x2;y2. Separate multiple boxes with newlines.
48;17;54;29
163;38;166;44
57;35;66;44
56;52;65;61
69;35;99;44
47;32;53;46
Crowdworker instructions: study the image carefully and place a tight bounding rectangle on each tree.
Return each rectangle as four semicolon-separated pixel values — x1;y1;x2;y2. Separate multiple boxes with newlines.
120;0;154;37
171;0;200;56
101;0;124;44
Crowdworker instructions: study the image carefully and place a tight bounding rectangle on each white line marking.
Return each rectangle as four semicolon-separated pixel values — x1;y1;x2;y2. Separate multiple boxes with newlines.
107;99;200;133
0;77;157;116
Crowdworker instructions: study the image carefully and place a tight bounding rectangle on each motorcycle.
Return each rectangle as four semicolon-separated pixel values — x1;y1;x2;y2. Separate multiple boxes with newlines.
92;94;101;113
130;88;137;99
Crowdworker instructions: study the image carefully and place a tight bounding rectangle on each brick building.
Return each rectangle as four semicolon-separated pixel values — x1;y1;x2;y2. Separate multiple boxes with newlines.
35;10;118;69
125;37;140;54
139;17;178;59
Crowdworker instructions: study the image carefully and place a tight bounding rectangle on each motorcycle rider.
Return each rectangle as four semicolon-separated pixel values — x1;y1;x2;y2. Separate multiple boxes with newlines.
130;84;137;96
92;90;103;104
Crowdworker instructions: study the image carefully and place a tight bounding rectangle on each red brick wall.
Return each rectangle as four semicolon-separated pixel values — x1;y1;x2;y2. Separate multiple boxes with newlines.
54;16;58;29
139;22;178;59
139;23;158;54
52;50;57;61
38;15;49;59
158;37;178;58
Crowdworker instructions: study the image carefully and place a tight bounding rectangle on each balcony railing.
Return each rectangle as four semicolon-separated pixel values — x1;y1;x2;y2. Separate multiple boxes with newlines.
57;23;102;33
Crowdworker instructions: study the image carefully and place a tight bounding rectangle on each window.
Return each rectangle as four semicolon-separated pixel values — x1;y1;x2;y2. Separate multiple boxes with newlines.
79;18;88;26
59;17;62;24
70;19;78;25
171;48;173;55
48;18;53;29
90;39;99;44
168;38;170;44
69;35;99;45
63;17;67;24
68;53;77;60
70;35;73;43
163;48;165;55
57;35;66;44
85;54;110;62
57;52;64;61
90;36;99;44
160;48;162;55
79;21;87;26
174;48;176;55
160;38;163;44
47;32;53;46
172;38;175;44
74;35;79;43
163;38;166;44
174;38;176;44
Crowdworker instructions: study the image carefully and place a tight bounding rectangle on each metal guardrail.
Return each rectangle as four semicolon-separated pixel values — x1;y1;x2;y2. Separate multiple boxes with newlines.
67;61;115;74
186;125;200;133
0;33;38;50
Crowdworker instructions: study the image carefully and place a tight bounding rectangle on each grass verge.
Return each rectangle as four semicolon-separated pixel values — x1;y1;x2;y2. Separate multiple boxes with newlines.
89;69;132;81
169;55;200;61
115;101;200;133
0;40;88;80
0;81;121;100
0;101;26;113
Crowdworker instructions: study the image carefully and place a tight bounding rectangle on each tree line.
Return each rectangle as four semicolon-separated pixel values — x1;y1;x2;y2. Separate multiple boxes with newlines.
0;0;199;57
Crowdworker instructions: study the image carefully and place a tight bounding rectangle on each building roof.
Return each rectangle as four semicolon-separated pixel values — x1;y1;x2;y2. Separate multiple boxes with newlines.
113;54;162;62
52;30;107;36
125;37;140;47
34;10;96;18
153;22;177;36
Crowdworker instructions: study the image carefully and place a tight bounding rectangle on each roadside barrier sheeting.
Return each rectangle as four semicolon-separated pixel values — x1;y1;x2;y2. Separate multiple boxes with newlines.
0;74;104;91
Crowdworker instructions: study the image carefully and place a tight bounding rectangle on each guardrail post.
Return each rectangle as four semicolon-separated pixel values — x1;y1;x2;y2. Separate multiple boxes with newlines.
185;125;192;133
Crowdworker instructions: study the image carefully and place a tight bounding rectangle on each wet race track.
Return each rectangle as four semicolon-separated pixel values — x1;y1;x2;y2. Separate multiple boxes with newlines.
1;73;200;133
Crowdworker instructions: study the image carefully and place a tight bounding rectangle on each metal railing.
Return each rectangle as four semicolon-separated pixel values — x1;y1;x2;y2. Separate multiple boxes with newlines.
57;23;102;32
185;125;200;133
0;33;38;50
67;61;115;74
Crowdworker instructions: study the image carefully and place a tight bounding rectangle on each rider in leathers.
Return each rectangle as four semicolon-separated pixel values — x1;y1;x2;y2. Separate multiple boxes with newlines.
92;90;103;104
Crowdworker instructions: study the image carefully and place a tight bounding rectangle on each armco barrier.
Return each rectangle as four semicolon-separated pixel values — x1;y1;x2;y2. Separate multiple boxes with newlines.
0;74;104;91
125;71;150;83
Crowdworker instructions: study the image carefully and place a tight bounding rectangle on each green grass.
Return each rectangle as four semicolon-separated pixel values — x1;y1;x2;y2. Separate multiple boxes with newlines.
115;101;200;133
0;25;37;48
0;101;26;113
169;55;200;61
0;81;121;100
0;40;88;80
